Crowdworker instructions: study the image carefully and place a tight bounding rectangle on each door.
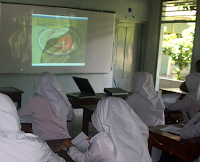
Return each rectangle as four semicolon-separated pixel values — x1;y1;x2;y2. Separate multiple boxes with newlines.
113;20;145;92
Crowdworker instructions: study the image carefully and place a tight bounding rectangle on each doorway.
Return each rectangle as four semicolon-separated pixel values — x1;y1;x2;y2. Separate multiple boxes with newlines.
113;20;146;92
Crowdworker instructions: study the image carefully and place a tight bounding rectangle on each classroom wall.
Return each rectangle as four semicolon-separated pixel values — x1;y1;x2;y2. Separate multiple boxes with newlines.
0;0;150;105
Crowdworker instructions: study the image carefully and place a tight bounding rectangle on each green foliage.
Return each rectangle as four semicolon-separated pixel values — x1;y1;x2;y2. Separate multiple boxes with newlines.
162;23;195;80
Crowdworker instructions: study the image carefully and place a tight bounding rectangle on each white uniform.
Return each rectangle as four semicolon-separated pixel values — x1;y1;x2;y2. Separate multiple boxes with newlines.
0;93;65;162
18;72;75;140
180;112;200;162
67;97;152;162
126;72;165;127
125;72;165;162
168;72;200;122
181;112;200;139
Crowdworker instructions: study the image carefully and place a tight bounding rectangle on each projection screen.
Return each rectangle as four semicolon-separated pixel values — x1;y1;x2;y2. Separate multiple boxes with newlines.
0;3;115;74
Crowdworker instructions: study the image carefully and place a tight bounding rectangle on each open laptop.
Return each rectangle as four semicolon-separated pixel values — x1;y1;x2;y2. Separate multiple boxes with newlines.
67;77;96;99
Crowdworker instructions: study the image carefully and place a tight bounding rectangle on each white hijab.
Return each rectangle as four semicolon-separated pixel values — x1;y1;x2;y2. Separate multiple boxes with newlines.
91;97;152;162
185;72;200;101
131;72;165;119
0;93;64;162
34;72;72;121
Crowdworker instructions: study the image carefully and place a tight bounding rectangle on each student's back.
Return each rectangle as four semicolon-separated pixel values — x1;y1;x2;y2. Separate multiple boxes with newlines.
0;93;65;162
126;72;165;126
126;93;165;126
55;97;152;162
168;72;200;122
18;72;75;140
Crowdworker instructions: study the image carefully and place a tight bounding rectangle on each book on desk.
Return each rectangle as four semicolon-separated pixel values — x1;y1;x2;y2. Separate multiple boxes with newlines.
104;88;129;96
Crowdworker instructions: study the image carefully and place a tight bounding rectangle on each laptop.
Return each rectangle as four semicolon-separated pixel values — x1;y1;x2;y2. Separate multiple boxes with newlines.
67;77;96;99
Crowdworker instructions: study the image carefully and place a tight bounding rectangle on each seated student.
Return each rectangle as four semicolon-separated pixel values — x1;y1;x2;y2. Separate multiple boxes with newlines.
180;60;200;93
125;72;165;162
55;97;152;162
175;111;200;162
0;93;65;162
168;72;200;122
180;110;200;140
18;72;75;140
126;72;165;126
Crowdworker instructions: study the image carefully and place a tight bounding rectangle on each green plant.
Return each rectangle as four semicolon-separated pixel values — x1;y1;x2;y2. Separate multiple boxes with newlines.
162;23;195;80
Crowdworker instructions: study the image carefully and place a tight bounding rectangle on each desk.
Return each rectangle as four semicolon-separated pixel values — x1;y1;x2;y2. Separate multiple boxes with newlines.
0;87;24;109
160;88;186;95
68;93;129;135
79;104;185;135
81;105;96;135
68;93;106;109
148;124;200;162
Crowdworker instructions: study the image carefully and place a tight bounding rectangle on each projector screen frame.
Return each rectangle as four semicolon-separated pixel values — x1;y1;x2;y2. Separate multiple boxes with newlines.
0;2;115;74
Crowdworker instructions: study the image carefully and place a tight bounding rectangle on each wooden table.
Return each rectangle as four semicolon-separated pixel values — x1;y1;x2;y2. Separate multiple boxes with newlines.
148;124;200;162
68;93;129;135
160;88;186;95
68;93;106;109
79;104;185;135
0;87;24;109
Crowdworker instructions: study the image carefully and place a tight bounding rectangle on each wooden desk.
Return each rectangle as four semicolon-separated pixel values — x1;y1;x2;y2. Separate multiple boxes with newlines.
79;104;185;135
81;105;96;135
160;88;186;95
68;93;106;109
148;124;200;162
68;93;129;135
68;94;111;135
0;87;24;109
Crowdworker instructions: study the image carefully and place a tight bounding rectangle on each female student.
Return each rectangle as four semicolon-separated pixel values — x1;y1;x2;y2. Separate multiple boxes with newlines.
179;111;200;162
125;72;165;162
55;97;152;162
126;72;165;126
181;111;200;140
168;72;200;122
0;93;65;162
18;72;75;140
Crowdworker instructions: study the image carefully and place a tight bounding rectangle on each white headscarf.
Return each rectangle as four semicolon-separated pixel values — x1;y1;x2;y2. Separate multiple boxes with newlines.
185;72;200;101
0;93;65;162
35;72;72;121
91;97;152;162
131;72;165;119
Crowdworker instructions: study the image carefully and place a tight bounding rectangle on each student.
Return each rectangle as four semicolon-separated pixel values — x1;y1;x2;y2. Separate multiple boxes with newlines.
0;93;65;162
179;111;200;162
55;97;152;162
18;72;75;140
125;72;165;162
180;110;200;140
126;72;165;126
168;72;200;122
180;60;200;93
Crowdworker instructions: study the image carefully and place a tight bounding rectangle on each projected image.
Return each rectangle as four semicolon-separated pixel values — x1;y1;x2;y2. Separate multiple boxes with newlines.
32;14;88;66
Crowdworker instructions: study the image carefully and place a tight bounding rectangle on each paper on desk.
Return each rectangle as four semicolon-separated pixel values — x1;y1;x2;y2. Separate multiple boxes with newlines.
63;131;90;153
160;125;182;135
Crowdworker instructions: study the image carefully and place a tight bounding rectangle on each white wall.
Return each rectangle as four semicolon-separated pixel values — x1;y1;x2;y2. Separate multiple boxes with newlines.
0;0;150;105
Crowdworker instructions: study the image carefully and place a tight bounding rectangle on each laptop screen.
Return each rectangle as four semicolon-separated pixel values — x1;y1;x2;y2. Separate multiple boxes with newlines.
73;77;95;95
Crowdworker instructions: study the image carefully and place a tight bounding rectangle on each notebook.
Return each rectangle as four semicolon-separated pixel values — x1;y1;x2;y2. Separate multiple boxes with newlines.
67;77;96;99
104;88;129;96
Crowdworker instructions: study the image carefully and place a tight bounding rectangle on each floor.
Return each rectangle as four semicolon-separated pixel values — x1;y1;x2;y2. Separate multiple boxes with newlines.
67;109;98;138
